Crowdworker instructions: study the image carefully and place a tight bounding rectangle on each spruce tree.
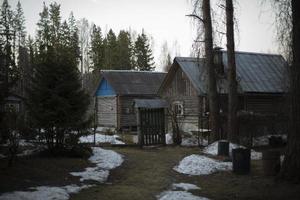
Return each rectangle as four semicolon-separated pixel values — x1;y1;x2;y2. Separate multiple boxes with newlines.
36;2;50;55
14;1;26;48
117;30;133;70
27;3;89;150
0;0;19;98
134;32;155;71
90;24;103;71
104;29;118;69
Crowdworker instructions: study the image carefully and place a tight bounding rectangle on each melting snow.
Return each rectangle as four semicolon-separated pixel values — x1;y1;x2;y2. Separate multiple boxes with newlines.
70;147;124;182
203;141;262;160
165;133;208;147
79;133;124;145
157;191;210;200
174;154;232;175
172;183;200;191
0;184;92;200
0;147;124;200
252;135;287;147
158;182;209;200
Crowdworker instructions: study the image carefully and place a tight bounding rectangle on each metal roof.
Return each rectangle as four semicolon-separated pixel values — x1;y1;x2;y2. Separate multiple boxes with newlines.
101;70;166;95
174;51;288;95
133;99;168;108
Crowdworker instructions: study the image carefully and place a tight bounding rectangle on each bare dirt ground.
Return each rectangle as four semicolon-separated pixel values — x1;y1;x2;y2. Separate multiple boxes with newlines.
0;154;90;193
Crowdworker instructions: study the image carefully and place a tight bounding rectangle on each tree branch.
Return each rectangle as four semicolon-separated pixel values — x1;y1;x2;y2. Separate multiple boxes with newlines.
186;14;205;23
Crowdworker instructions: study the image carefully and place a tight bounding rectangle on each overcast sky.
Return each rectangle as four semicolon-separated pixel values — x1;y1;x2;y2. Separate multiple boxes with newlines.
5;0;278;71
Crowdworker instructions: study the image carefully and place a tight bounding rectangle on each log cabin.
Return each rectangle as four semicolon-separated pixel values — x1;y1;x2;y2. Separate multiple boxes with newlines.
158;51;288;135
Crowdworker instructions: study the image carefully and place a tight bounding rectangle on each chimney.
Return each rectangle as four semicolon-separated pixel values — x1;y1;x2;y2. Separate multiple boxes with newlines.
213;47;224;75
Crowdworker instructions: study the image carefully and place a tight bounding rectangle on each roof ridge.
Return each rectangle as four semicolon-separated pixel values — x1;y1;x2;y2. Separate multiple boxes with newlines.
101;70;166;73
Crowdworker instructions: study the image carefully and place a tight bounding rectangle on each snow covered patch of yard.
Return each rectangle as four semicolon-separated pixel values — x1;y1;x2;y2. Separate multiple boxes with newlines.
157;191;210;200
79;133;125;145
93;127;116;133
70;147;124;183
0;147;123;200
165;133;208;147
174;154;232;175
203;141;262;160
0;184;92;200
252;135;287;147
172;183;200;191
157;182;209;200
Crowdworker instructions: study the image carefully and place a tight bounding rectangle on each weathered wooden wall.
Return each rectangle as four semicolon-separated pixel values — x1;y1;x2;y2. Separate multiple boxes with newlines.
96;96;117;127
244;95;286;114
161;66;201;132
118;95;160;130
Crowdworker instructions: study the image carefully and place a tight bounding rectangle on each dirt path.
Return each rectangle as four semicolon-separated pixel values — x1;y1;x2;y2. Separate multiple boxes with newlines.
70;146;199;200
71;146;300;200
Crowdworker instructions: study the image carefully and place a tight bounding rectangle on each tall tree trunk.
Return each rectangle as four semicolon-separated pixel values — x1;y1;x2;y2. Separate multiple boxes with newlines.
203;0;220;142
226;0;238;143
280;0;300;182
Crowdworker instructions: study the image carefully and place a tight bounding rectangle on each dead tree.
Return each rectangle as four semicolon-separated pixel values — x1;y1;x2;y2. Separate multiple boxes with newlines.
280;0;300;182
203;0;221;142
226;0;238;143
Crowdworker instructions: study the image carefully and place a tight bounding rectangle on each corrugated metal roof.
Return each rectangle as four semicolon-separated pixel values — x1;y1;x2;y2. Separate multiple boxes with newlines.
175;51;288;95
133;99;168;108
101;70;166;95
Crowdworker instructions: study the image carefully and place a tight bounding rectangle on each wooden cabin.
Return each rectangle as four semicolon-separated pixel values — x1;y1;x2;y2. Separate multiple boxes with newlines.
158;51;288;135
94;70;166;131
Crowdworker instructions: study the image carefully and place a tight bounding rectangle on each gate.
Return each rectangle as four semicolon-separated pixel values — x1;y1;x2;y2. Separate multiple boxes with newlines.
138;108;166;146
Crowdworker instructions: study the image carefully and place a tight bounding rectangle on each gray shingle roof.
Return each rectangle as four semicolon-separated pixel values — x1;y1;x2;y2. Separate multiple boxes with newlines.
101;70;166;95
175;51;288;95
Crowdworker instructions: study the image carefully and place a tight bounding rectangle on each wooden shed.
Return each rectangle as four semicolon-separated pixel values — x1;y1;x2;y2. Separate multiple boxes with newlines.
94;70;166;131
158;51;288;135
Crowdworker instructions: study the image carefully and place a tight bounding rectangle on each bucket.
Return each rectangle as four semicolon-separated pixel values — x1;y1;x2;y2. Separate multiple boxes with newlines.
262;150;280;176
232;148;251;174
218;140;229;156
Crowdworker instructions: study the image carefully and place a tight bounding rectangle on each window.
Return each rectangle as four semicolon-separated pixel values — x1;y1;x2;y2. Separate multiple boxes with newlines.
173;101;184;116
5;103;20;113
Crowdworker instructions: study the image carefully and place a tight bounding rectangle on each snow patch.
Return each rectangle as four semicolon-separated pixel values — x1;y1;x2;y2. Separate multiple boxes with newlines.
165;133;208;147
0;184;92;200
70;147;124;183
0;147;124;200
252;135;287;147
172;183;200;191
157;191;209;200
79;133;124;145
174;154;232;175
203;141;262;160
158;182;208;200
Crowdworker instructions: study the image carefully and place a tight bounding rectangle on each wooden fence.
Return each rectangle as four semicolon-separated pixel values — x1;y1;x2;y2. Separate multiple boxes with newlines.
138;108;166;146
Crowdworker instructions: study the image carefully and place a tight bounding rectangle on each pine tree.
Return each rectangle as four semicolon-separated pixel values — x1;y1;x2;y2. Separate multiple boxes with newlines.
134;32;155;71
116;30;133;70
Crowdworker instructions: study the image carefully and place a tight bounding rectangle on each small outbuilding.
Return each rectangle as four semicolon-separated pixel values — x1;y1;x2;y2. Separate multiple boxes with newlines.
94;70;166;131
